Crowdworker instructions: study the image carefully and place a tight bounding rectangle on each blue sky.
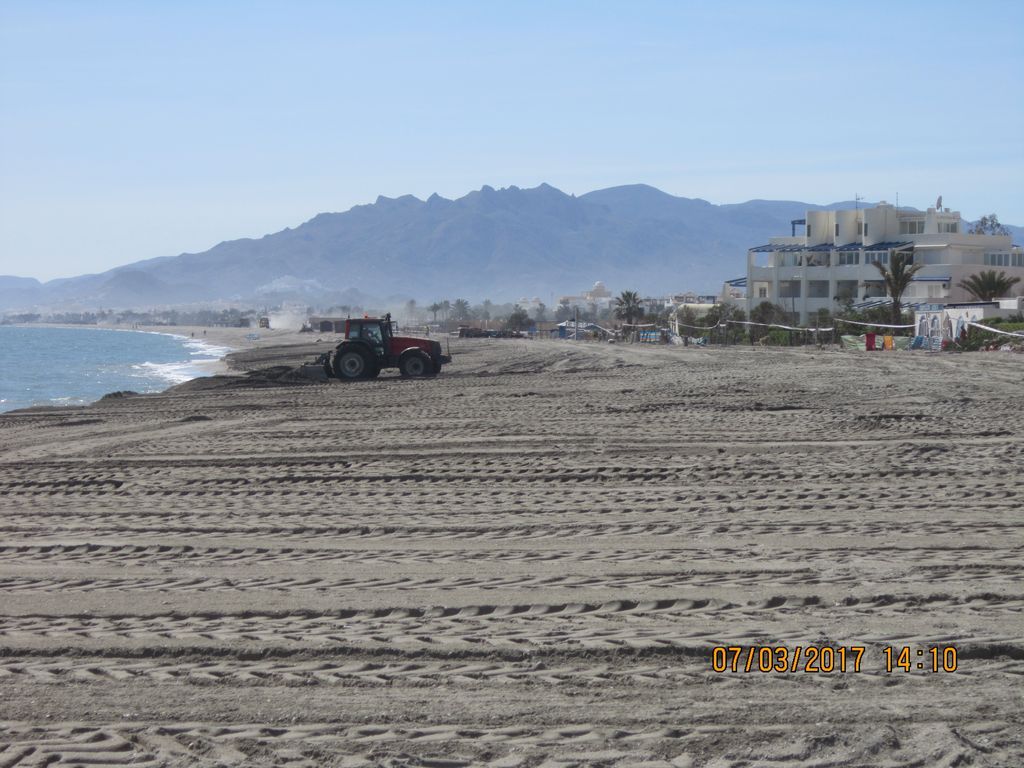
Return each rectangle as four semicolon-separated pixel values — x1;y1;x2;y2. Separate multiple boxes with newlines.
1;0;1022;281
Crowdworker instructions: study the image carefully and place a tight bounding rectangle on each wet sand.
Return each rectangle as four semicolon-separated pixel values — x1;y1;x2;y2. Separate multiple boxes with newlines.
0;339;1021;766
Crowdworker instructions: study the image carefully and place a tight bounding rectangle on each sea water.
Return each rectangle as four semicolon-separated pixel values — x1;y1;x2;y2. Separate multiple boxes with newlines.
0;326;230;413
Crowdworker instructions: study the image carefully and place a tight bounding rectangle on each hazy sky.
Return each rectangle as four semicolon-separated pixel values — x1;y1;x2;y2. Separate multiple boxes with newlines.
2;0;1022;281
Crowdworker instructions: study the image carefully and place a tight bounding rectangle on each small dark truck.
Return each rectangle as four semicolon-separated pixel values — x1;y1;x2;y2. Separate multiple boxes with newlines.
325;314;450;380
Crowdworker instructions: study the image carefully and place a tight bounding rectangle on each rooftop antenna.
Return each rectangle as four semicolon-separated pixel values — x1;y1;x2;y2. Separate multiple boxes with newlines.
854;193;863;211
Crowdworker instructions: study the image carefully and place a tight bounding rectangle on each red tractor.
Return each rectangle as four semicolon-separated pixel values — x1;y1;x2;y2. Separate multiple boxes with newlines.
324;314;451;380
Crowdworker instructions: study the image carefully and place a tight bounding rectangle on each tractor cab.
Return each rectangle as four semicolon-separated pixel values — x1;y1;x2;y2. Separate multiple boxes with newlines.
345;317;393;358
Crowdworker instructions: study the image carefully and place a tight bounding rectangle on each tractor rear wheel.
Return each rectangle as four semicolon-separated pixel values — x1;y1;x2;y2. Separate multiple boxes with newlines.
334;349;372;380
400;352;433;378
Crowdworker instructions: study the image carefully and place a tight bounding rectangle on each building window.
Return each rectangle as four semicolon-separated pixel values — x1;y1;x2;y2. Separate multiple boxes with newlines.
899;220;924;235
758;287;767;298
779;281;801;298
938;222;958;234
807;224;812;237
838;251;860;266
835;223;839;236
808;280;830;298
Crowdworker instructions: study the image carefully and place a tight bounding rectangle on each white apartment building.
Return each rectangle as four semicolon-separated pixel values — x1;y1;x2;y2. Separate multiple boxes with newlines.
558;280;615;310
746;202;1024;324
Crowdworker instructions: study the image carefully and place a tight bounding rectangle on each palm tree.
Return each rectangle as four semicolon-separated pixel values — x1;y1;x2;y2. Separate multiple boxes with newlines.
958;270;1022;302
749;301;788;343
872;252;924;325
427;302;442;323
440;299;452;331
505;305;530;331
452;298;471;323
614;290;644;325
475;304;492;329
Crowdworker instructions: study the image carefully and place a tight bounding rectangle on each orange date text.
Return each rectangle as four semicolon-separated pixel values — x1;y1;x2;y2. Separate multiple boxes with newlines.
710;645;866;673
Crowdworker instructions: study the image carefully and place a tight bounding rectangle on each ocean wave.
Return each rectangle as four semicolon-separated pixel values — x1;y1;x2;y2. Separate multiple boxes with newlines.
131;360;208;386
183;339;233;359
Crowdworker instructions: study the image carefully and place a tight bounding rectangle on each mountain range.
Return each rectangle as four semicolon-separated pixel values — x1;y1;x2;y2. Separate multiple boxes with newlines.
2;184;1020;312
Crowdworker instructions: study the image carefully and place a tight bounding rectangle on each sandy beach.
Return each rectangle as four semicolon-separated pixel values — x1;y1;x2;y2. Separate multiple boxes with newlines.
0;339;1021;766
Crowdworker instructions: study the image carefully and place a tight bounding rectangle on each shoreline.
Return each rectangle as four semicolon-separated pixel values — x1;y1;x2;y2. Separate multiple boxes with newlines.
13;321;310;351
2;323;322;413
13;319;319;356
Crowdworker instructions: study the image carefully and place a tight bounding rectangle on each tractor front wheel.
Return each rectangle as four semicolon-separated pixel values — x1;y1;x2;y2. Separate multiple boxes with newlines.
334;349;371;380
400;352;434;378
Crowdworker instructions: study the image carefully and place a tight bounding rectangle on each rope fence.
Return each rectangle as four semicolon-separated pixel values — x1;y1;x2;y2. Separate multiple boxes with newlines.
563;314;1023;349
965;321;1024;338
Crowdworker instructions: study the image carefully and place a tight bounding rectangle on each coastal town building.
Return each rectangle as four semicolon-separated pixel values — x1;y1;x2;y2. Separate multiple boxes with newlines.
671;292;720;306
309;315;347;332
558;281;614;310
719;279;747;309
516;296;545;311
746;201;1024;324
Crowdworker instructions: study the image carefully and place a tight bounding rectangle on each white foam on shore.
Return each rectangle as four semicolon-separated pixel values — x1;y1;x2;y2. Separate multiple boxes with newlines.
132;332;235;386
131;360;208;386
48;395;90;406
117;328;234;360
182;338;233;360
